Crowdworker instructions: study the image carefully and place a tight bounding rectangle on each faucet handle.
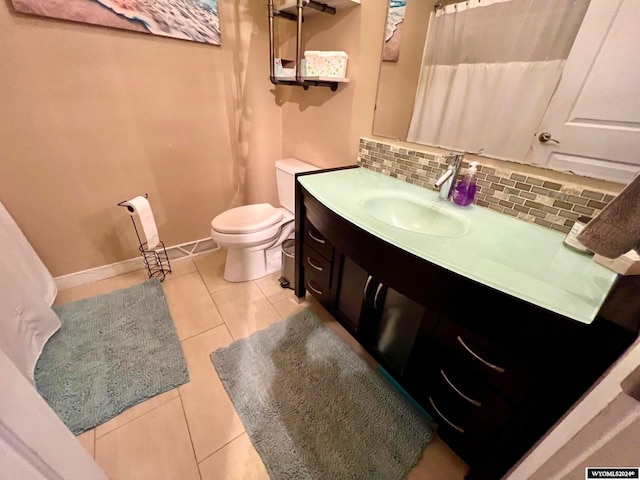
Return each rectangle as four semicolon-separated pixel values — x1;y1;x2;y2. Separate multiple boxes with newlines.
444;153;464;165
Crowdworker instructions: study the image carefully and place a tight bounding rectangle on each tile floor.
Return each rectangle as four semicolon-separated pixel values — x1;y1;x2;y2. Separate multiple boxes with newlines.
58;250;468;480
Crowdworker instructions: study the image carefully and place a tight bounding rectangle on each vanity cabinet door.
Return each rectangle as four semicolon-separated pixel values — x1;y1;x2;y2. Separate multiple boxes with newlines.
332;255;370;333
369;285;425;376
332;257;427;376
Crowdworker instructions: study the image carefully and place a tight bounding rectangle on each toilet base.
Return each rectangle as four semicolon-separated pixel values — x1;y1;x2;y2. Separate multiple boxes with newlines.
223;244;282;282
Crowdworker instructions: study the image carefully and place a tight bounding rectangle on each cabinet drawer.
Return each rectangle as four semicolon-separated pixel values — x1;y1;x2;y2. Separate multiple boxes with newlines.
302;242;331;305
302;242;331;284
304;217;333;260
304;273;330;305
433;362;514;430
434;319;543;404
410;355;514;453
302;242;332;285
425;366;512;460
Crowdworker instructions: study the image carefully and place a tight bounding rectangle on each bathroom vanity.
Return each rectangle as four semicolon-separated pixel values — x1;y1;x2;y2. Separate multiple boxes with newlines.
294;167;640;480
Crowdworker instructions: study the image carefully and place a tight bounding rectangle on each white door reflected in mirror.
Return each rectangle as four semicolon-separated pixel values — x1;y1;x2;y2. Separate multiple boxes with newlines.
525;0;640;184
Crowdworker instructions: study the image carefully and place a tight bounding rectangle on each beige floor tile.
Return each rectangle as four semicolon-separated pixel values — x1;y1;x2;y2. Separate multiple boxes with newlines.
180;326;245;462
95;397;199;480
54;270;149;305
76;429;95;457
56;258;191;306
201;433;465;480
93;269;150;296
212;282;283;340
165;257;197;279
271;295;311;319
408;435;469;480
194;250;232;294
95;389;180;438
54;283;98;306
255;272;294;304
199;433;269;480
163;272;224;340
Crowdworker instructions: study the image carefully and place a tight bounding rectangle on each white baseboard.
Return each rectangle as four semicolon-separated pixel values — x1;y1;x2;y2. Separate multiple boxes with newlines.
55;238;219;290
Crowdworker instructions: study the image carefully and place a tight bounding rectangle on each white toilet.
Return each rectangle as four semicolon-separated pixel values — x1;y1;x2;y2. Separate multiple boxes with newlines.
211;158;319;282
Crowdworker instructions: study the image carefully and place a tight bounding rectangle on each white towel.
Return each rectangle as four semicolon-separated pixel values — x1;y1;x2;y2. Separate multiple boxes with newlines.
123;196;160;249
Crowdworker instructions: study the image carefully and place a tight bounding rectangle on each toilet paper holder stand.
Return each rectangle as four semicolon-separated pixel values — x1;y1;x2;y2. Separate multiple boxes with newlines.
117;194;172;282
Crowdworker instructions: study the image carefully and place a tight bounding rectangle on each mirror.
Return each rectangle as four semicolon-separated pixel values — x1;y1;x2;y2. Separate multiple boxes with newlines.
372;0;640;183
374;0;434;143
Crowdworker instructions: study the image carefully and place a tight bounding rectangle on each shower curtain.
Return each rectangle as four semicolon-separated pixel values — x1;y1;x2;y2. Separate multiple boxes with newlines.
0;200;60;383
407;0;590;162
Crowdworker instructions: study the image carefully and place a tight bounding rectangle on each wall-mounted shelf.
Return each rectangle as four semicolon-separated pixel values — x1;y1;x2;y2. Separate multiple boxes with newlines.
277;0;360;18
273;76;349;91
268;0;358;91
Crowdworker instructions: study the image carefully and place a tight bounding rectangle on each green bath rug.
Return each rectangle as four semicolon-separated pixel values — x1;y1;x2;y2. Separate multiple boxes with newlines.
211;308;433;479
35;278;189;435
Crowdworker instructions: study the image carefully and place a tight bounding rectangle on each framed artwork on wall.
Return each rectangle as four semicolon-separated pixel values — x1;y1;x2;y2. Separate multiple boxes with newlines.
11;0;221;45
383;0;406;62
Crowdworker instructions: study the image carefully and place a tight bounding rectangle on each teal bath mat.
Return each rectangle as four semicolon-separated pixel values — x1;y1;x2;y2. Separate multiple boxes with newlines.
35;279;189;435
211;308;433;479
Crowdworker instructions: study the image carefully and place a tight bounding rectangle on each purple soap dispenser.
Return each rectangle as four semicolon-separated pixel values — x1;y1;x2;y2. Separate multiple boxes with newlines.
452;161;479;207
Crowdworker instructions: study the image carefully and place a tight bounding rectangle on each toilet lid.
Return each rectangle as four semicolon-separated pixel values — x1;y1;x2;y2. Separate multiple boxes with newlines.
211;204;284;234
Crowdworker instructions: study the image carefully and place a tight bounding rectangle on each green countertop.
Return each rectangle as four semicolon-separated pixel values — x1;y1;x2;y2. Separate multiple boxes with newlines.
298;167;618;325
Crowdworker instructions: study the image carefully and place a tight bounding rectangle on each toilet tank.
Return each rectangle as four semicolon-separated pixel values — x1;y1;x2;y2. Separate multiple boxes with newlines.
275;158;319;213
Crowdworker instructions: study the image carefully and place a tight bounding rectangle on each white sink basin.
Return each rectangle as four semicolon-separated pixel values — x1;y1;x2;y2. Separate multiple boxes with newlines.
361;193;470;237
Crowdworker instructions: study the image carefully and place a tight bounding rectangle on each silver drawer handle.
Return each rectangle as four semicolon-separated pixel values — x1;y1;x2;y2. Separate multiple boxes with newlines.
363;275;372;299
307;281;323;295
440;369;482;407
456;336;505;373
374;283;384;309
428;397;464;433
308;231;326;244
306;256;323;272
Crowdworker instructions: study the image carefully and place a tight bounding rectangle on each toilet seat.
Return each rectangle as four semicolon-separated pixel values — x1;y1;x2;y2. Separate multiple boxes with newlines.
211;204;284;234
211;205;293;249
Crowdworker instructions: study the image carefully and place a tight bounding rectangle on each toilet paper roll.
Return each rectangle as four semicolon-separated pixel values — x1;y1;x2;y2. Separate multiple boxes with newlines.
123;196;160;249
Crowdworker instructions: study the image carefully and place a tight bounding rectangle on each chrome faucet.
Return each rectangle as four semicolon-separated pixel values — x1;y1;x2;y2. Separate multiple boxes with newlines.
434;153;465;200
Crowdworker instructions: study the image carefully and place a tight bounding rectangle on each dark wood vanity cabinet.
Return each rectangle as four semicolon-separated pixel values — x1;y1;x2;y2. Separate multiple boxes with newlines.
294;172;639;480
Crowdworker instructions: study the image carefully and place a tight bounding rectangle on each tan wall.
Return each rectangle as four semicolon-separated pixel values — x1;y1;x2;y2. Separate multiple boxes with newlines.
0;0;281;277
373;0;434;140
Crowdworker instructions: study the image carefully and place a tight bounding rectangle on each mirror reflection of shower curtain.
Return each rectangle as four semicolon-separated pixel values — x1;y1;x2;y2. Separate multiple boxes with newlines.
407;0;590;162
